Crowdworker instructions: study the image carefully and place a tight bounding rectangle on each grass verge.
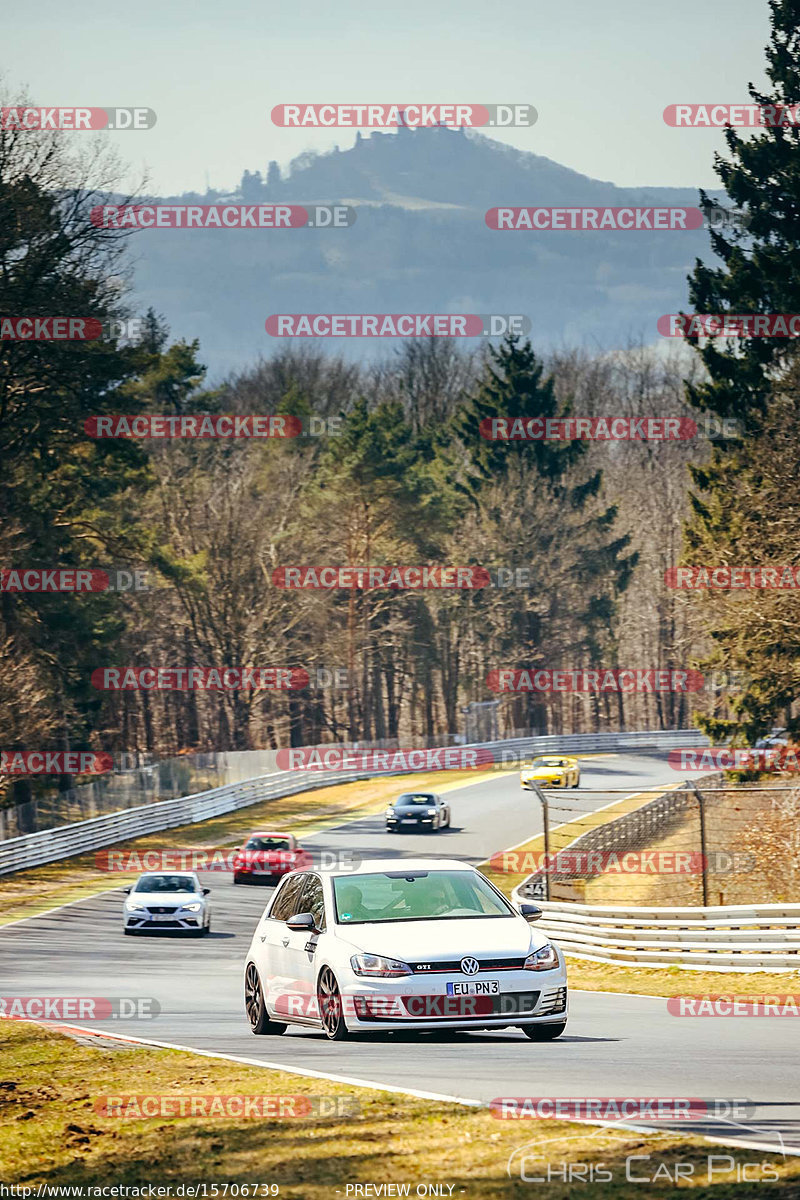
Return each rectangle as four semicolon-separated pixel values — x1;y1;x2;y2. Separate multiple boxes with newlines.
1;1021;797;1197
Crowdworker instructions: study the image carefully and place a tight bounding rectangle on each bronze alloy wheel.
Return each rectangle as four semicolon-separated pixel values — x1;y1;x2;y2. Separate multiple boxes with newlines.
245;962;287;1035
317;967;350;1039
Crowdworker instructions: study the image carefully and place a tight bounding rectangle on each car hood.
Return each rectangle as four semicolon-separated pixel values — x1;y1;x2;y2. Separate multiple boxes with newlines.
127;890;201;904
336;915;549;958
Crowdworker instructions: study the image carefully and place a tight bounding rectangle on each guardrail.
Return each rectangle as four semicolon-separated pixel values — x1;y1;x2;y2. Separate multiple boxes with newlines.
511;894;800;971
0;728;707;877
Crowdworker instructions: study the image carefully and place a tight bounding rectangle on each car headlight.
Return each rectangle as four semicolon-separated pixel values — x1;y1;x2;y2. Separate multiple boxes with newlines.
126;902;146;912
426;808;437;814
386;807;395;816
350;953;412;978
524;943;560;971
181;902;203;912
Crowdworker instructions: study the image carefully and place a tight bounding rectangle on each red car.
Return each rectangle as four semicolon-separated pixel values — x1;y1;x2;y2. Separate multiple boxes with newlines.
232;831;312;886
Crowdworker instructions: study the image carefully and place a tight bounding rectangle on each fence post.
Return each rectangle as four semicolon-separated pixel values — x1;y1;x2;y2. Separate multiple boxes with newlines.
687;780;709;907
532;782;550;901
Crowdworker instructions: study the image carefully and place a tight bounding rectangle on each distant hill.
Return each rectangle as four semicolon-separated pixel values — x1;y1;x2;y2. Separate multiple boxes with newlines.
127;126;721;380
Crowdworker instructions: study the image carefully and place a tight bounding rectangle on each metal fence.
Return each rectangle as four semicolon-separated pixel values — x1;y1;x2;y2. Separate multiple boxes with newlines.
0;728;707;875
510;896;800;971
513;778;800;908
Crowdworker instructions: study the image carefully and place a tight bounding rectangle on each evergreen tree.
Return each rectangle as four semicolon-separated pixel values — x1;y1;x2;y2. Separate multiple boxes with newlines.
681;0;800;740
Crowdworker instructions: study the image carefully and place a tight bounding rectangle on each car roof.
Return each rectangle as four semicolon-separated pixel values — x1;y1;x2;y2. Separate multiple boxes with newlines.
318;857;476;877
136;871;199;880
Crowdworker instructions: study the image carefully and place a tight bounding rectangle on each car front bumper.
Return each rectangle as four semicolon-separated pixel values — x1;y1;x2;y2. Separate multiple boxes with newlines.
339;968;568;1031
387;815;437;827
123;909;203;931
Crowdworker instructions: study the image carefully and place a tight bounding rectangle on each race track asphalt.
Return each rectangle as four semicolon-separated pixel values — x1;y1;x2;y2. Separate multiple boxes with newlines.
1;753;798;1158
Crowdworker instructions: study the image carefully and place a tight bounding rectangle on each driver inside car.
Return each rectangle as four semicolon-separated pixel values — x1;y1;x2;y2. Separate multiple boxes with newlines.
337;885;370;921
424;878;454;916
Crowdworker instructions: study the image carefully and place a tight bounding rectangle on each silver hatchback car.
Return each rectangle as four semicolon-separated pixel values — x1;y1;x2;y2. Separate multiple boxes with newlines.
123;871;211;936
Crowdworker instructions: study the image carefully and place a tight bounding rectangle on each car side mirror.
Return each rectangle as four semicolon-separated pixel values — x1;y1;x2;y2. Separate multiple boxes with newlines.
286;911;317;933
519;903;543;922
123;887;131;894
202;887;211;895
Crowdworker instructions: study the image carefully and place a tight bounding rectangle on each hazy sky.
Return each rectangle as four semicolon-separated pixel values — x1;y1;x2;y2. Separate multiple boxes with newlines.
5;0;772;195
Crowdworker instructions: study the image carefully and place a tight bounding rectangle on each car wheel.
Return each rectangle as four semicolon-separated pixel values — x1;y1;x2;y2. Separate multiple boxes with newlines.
233;874;244;885
317;967;350;1040
245;963;286;1035
521;1021;567;1041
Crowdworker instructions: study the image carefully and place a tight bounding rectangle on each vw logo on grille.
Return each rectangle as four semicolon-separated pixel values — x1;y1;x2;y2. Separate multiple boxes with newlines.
460;956;480;976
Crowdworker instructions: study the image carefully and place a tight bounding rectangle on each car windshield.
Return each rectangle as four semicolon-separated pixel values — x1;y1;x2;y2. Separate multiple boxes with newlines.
333;870;513;924
245;837;290;850
531;757;563;767
396;795;434;807
134;875;196;893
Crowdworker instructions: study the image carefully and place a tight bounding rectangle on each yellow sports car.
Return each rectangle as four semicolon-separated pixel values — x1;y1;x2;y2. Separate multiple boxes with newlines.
520;755;580;789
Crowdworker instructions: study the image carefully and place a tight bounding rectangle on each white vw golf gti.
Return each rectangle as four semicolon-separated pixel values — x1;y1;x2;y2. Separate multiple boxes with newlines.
243;858;567;1040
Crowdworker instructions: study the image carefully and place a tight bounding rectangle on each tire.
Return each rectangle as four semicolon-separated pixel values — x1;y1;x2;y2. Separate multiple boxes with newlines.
233;874;244;885
317;967;350;1040
245;963;287;1035
521;1021;567;1041
201;919;211;936
444;810;451;828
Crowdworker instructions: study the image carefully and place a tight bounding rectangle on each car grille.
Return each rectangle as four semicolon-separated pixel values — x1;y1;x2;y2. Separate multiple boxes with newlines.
355;992;541;1021
409;956;528;973
141;919;182;928
146;906;179;914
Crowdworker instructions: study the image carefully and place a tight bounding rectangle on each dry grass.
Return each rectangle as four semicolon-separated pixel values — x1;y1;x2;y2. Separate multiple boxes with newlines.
1;1021;797;1196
